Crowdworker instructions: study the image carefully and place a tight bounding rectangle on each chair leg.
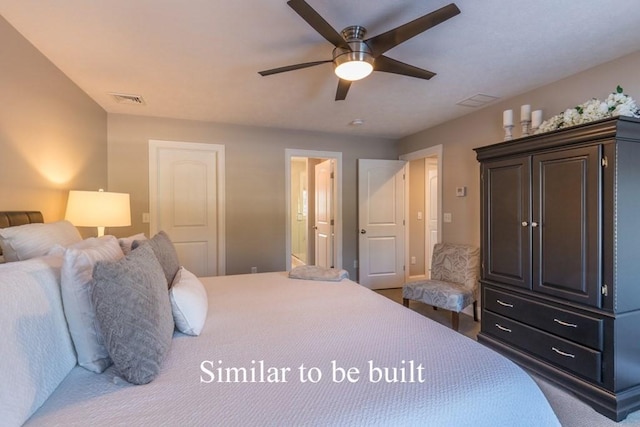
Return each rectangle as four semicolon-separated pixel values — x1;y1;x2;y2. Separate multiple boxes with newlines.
432;306;438;311
402;298;409;308
473;301;478;322
452;312;459;331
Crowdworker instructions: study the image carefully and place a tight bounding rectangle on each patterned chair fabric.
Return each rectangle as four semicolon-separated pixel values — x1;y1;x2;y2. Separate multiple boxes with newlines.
402;243;480;313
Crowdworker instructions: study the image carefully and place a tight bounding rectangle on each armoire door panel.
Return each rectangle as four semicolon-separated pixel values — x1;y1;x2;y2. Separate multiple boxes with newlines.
532;145;601;307
482;157;531;288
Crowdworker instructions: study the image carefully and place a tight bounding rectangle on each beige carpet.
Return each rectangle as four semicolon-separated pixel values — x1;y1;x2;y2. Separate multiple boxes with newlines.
375;287;640;426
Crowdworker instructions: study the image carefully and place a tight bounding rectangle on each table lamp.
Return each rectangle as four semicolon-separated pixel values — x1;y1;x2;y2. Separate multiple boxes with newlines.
65;189;131;236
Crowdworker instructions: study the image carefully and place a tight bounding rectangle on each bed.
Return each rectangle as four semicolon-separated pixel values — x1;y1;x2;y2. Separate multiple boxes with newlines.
0;211;560;426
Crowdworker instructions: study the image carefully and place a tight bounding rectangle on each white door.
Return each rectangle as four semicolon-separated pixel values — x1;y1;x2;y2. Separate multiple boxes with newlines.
426;158;438;276
315;159;333;268
358;159;406;289
149;140;225;277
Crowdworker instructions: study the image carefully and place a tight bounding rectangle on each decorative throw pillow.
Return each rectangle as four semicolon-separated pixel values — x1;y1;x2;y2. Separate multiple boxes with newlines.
59;236;124;373
118;232;146;255
0;220;82;262
92;244;174;385
132;231;180;288
170;267;208;336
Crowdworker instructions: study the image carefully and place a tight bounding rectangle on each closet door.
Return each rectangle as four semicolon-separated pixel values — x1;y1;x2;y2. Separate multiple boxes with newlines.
532;145;601;307
482;157;531;289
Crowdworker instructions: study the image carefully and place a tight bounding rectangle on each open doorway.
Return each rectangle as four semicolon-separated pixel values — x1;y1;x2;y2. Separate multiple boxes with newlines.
400;145;442;281
285;149;342;271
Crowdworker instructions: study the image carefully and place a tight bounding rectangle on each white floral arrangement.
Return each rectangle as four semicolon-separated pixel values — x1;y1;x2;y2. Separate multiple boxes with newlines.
535;86;640;134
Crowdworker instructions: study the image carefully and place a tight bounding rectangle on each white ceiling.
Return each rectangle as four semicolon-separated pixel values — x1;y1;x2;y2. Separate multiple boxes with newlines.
1;0;639;139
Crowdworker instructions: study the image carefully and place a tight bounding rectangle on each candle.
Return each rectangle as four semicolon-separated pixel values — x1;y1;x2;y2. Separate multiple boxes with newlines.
503;109;513;127
520;104;531;122
532;110;543;128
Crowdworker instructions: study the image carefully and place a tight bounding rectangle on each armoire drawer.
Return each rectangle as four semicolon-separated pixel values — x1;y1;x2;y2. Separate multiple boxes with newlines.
483;311;602;383
484;287;603;350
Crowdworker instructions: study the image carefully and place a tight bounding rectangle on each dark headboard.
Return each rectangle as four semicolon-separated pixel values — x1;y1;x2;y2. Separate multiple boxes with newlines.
0;211;44;228
0;211;44;256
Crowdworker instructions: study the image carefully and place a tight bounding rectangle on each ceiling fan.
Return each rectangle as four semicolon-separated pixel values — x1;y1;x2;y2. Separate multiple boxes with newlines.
258;0;461;101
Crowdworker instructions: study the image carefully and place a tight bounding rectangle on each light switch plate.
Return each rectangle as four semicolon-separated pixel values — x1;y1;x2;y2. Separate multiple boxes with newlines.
444;213;452;223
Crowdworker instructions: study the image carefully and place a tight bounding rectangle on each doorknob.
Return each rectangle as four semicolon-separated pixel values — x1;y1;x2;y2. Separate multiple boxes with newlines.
360;229;367;234
313;226;318;230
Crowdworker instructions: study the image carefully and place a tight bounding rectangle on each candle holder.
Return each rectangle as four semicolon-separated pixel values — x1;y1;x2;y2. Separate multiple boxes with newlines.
521;120;531;137
531;123;540;134
503;125;514;141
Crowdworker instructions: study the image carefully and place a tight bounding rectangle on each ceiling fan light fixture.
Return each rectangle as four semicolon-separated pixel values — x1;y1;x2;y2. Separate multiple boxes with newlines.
333;42;374;81
334;58;373;81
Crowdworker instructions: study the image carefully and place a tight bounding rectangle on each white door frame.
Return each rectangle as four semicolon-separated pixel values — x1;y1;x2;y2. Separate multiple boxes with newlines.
285;149;342;271
149;139;226;275
400;145;443;281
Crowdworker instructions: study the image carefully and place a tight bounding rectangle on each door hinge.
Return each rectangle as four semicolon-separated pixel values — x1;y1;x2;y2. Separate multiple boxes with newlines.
330;172;334;179
403;265;406;271
330;219;334;226
602;284;608;297
602;157;608;168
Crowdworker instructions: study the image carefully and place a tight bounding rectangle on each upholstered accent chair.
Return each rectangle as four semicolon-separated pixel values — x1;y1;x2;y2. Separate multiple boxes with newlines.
403;243;480;331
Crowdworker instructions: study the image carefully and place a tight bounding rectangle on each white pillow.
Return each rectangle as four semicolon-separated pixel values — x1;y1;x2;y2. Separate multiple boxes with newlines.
0;256;77;426
60;235;124;373
170;267;208;336
0;220;82;262
118;232;147;255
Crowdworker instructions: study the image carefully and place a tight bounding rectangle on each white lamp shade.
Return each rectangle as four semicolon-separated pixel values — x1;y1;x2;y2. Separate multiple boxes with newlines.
65;190;131;228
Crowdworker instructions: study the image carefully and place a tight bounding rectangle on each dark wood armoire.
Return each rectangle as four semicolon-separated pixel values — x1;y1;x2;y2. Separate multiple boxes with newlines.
474;116;640;421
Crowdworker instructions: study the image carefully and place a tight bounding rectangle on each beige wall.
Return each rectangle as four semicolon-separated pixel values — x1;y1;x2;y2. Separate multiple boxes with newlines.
0;16;107;224
107;114;397;276
408;158;425;277
290;157;306;261
399;51;640;247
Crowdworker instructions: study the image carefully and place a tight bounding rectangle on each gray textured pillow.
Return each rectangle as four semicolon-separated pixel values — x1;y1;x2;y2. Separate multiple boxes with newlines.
91;244;174;385
132;231;180;288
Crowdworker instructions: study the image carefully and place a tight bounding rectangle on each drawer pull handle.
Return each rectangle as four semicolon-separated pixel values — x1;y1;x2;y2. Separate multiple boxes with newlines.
495;323;512;333
553;318;577;328
551;347;575;358
496;299;514;308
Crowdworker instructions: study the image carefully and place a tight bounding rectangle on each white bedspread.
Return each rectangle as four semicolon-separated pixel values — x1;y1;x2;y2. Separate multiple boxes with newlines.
26;272;559;426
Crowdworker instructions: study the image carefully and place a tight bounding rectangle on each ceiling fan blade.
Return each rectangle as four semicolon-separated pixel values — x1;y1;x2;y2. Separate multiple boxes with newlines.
374;55;436;80
366;3;460;57
258;60;332;76
335;79;352;101
287;0;348;48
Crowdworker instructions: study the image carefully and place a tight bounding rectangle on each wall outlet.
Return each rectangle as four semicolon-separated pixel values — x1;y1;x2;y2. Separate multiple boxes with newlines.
456;186;467;197
443;213;452;223
353;260;358;268
410;256;416;265
251;266;257;274
142;213;150;223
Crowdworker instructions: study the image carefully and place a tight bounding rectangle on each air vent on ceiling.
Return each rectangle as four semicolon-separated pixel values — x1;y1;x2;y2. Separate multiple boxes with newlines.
456;93;499;108
109;92;146;105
